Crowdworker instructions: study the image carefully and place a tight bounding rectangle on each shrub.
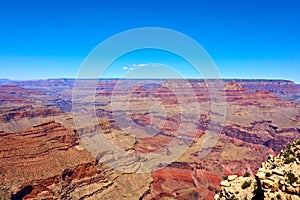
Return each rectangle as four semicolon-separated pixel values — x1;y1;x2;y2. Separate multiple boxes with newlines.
283;151;291;158
243;171;250;177
282;143;293;158
276;194;282;200
284;157;296;164
287;172;298;184
241;181;251;189
228;195;238;200
222;175;228;180
287;143;292;151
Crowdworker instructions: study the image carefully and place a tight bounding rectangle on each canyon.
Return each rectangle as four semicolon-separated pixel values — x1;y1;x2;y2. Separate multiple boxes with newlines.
0;79;299;199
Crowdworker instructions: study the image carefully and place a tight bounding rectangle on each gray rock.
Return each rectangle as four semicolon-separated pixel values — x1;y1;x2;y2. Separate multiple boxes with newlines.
228;175;238;181
220;180;231;187
291;195;300;200
256;171;265;179
272;169;284;176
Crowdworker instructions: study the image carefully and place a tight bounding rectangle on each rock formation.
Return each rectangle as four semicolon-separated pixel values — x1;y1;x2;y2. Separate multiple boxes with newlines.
214;139;300;200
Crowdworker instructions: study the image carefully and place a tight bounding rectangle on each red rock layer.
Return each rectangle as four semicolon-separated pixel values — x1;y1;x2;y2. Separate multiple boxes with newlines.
0;121;96;199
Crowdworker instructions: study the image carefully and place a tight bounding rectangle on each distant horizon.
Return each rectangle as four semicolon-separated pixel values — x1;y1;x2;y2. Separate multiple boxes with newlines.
0;77;298;84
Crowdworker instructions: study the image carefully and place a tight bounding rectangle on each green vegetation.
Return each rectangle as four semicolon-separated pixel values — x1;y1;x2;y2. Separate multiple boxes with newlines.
284;157;296;164
286;143;292;151
281;139;299;164
287;171;298;184
241;181;252;189
281;142;296;164
228;195;238;200
280;151;288;158
243;171;250;177
276;194;281;200
266;172;272;177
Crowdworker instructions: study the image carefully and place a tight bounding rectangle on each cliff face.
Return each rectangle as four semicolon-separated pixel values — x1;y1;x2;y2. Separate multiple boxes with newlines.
9;161;119;200
0;120;93;198
214;139;300;200
0;120;152;200
221;121;300;152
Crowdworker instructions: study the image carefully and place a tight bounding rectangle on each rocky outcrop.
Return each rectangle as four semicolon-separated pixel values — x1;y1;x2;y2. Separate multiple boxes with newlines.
214;139;300;200
224;80;248;102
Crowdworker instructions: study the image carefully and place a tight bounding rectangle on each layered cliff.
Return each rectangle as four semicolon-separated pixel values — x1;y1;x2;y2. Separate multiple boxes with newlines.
0;121;152;200
0;121;93;199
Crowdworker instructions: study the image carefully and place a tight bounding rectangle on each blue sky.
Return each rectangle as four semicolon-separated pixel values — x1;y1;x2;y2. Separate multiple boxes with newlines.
0;0;299;82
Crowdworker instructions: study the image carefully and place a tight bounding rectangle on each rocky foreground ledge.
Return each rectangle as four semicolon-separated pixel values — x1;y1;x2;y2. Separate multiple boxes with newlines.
215;139;300;200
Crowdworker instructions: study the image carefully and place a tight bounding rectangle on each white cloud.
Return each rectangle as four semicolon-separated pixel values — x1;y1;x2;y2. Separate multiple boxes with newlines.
123;63;155;71
137;64;148;67
129;63;149;67
122;66;135;71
